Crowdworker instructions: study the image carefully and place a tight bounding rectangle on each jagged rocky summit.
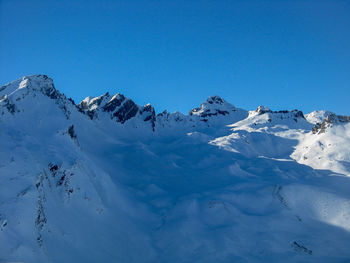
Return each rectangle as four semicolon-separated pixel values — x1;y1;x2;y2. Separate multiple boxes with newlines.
1;75;350;263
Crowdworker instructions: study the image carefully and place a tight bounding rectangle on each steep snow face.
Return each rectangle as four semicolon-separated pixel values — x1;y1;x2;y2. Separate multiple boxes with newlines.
1;75;350;263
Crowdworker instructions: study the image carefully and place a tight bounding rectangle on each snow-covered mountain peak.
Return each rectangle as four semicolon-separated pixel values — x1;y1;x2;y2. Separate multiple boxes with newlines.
305;110;333;124
189;95;235;116
187;95;248;125
312;113;350;134
206;95;226;105
1;75;56;98
0;75;75;118
249;105;305;119
2;75;350;262
230;107;310;134
255;105;272;114
248;105;272;117
77;91;156;130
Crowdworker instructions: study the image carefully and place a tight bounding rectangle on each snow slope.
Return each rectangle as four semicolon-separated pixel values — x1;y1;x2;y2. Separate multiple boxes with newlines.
1;75;350;262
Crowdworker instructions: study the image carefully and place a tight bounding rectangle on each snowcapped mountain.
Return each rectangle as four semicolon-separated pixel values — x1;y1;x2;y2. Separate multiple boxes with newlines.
1;75;350;262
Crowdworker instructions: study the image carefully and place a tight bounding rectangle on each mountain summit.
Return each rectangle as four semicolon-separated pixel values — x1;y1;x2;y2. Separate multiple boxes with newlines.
1;75;350;263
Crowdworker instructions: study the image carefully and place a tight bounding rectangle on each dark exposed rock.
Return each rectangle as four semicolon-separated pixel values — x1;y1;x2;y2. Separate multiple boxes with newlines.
1;220;7;229
68;125;77;139
112;99;139;123
42;85;60;100
77;105;95;119
291;110;305;119
157;110;169;117
141;104;156;131
49;163;59;172
312;123;322;134
312;113;350;134
77;92;110;119
35;201;47;230
189;96;227;116
256;106;272;115
41;74;49;80
255;106;305;119
207;95;225;105
274;185;289;209
68;97;76;105
292;241;312;255
103;94;125;112
200;110;229;118
86;110;95;120
78;93;146;125
57;174;66;186
35;172;47;247
1;98;16;114
276;110;289;114
78;101;89;111
338;115;350;123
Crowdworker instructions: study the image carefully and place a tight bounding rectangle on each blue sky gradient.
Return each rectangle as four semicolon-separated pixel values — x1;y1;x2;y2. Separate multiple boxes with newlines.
1;0;349;114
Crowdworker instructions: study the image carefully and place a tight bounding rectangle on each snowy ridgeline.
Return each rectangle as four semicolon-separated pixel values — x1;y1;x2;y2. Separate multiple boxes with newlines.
1;75;350;263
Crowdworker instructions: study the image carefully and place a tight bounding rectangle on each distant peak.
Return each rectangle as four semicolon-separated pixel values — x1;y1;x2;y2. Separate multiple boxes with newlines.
255;106;272;115
206;95;225;105
20;75;54;89
188;95;247;123
22;74;52;81
109;93;125;102
312;113;350;134
18;74;61;100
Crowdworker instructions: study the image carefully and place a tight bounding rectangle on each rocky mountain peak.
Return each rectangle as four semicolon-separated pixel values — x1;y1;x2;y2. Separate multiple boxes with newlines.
312;113;350;134
206;95;225;105
250;105;305;121
190;95;235;116
0;75;74;118
1;75;56;98
255;105;272;115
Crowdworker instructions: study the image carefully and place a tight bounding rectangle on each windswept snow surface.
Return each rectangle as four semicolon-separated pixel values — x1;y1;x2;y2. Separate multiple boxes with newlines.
1;75;350;262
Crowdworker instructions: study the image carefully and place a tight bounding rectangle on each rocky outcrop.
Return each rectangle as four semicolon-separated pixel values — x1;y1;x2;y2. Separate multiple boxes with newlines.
190;96;232;118
255;106;272;115
291;241;312;255
78;92;157;130
251;105;305;124
112;99;139;123
312;113;350;134
189;95;247;123
102;94;125;112
255;106;305;119
0;75;75;119
141;104;156;131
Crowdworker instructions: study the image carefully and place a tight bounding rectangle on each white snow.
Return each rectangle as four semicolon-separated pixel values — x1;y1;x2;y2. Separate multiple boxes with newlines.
1;75;350;262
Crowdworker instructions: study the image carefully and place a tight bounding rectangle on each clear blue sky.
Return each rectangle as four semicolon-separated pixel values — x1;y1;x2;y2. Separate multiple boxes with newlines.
1;0;349;114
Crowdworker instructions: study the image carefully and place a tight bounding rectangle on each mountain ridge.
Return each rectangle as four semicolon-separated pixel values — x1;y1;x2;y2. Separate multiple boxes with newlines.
1;74;350;263
2;74;338;132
